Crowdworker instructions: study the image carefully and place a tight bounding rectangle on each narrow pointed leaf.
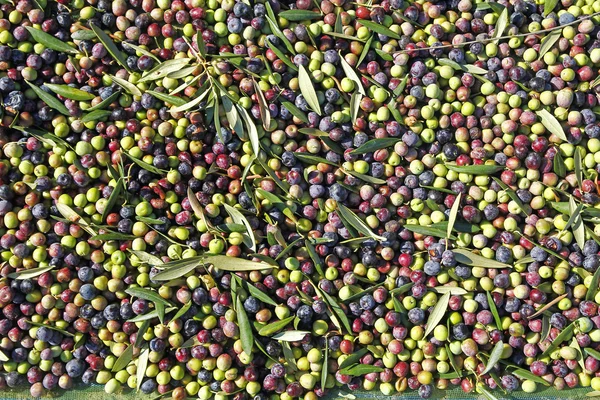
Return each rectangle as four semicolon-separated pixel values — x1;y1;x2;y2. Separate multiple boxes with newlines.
554;152;566;177
253;79;271;130
539;30;561;59
445;163;504;175
540;322;575;358
432;286;467;295
265;38;298;72
90;23;130;72
138;58;191;83
25;26;79;54
111;345;134;372
487;291;502;328
350;92;361;124
494;7;508;42
44;83;95;101
350;138;401;154
424;292;450;338
447;192;462;238
356;19;400;39
136;348;149;392
575;147;583;188
337;203;384;241
123;42;160;62
298;64;321;115
481;341;504;375
236;297;254;354
281;101;309;123
453;248;511;269
125;287;172;307
339;53;366;95
88;90;121;111
129;250;162;266
223;204;256;251
81;110;112;123
107;74;142;97
26;82;70;116
339;364;384;376
8;265;55;279
258;316;296;336
238;106;260;156
543;0;559;16
170;82;211;112
146;90;187;107
56;203;97;236
537;109;568;142
279;10;322;20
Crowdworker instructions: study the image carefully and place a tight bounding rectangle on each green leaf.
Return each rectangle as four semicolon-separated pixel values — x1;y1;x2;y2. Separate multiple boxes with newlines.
125;153;167;175
170;80;211;112
279;10;322;20
129;250;162;266
477;384;499;400
125;287;172;308
453;248;511;269
87;90;121;111
101;179;122;223
481;341;503;376
575;146;583;188
90;23;131;72
72;29;97;41
337;203;384;241
424;292;450;338
25;82;70;116
494;7;508;42
506;365;551;386
487;291;502;328
145;90;187;107
107;74;142;97
537;109;568;142
339;364;384;376
236;297;254;355
264;10;295;54
112;345;134;372
91;233;136;241
320;289;352;333
570;196;586;250
357;19;400;39
351;138;401;154
542;315;550;341
356;34;373;67
223;203;256;251
339;53;366;95
350;92;361;124
8;265;55;280
281;341;298;372
294;152;337;166
238;105;260;157
55;203;97;236
585;347;600;361
540;322;575;358
447;192;462;238
170;301;192;323
128;307;176;322
298;65;321;115
122;42;160;62
543;0;559;16
280;101;309;123
258;317;299;336
431;286;467;295
493;177;527;215
298;127;329;137
265;38;298;72
44;83;95;101
25;320;74;336
245;281;278;306
554;151;566;177
136;348;149;392
0;350;8;362
252;79;271;130
445;163;504;175
339;348;368;370
139;58;192;83
81;110;112;123
539;30;561;60
403;224;451;239
430;221;481;234
344;169;386;185
152;257;203;281
587;263;600;301
321;339;328;390
256;157;290;191
136;216;165;225
25;26;79;54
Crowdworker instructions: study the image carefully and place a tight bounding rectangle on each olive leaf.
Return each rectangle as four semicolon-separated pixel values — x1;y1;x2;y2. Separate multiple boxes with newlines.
81;110;112;123
129;250;162;266
101;179;122;223
477;384;499;400
453;248;511;269
167;65;198;80
587;266;600;301
480;341;503;376
111;345;134;372
423;291;450;338
543;0;559;16
339;364;384;376
350;138;401;154
125;287;172;307
506;364;551;386
152;257;203;281
264;5;295;54
25;82;70;116
258;316;296;336
44;83;95;101
188;187;212;230
71;29;97;41
145;90;187;107
122;42;160;62
221;95;243;134
321;339;328;390
279;10;322;20
223;203;256;251
541;315;551;341
487;291;502;328
447;192;462;238
55;203;97;236
25;26;79;54
537;109;568;142
356;19;400;39
339;348;368;370
339;53;366;95
281;101;309;123
336;203;385;241
298;64;322;115
237;106;260;157
138;58;191;83
431;286;467;295
493;7;508;42
294;152;336;166
281;341;298;372
91;233;136;241
0;350;8;362
320;288;352;333
170;81;211;112
136;348;149;392
125;153;167;175
88;90;121;111
25;320;74;336
403;224;452;239
540;322;575;358
554;151;566;177
344;170;386;185
252;79;271;130
236;297;254;355
585;347;600;361
569;196;586;250
350;91;361;124
575;146;583;188
8;265;55;280
128;307;176;322
90;23;131;72
107;74;142;97
356;34;373;67
445;163;504;175
492;177;527;215
539;30;561;60
170;301;192;323
265;38;298;72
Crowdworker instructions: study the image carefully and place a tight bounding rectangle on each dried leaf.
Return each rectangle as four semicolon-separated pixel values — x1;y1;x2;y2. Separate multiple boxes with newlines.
537;109;568;142
25;82;70;116
298;64;321;115
447;192;462;238
25;26;79;54
424;292;450;338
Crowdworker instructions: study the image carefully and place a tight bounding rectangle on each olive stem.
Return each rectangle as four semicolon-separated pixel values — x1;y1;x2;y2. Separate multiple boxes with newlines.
391;10;600;55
